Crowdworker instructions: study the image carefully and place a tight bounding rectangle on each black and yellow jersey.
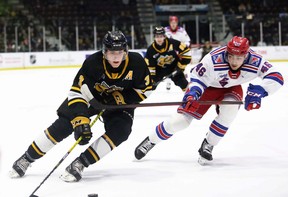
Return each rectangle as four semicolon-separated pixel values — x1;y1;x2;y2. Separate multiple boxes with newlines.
67;51;152;118
145;38;191;82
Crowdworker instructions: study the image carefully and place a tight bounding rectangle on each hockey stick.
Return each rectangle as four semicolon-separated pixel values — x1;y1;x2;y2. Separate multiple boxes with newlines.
153;70;179;86
89;99;243;110
29;110;105;197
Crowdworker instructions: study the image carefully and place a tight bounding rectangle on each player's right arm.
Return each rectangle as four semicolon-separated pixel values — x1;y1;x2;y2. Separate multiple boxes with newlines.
187;55;212;97
178;55;213;114
67;58;94;144
68;64;90;118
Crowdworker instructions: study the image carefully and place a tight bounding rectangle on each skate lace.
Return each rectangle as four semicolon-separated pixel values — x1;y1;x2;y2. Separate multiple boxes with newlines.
139;140;154;154
17;157;31;172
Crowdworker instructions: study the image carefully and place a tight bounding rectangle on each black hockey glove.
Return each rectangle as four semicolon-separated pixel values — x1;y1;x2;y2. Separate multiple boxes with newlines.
71;116;92;145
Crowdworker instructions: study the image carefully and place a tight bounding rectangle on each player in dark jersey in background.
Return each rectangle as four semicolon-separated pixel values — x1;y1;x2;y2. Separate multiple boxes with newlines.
9;31;152;182
145;26;191;91
164;16;191;90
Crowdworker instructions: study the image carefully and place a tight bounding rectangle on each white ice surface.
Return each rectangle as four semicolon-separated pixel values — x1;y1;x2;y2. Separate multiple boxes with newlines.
0;63;288;197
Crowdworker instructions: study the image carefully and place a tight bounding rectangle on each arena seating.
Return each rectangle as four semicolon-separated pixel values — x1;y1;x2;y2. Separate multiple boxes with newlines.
218;0;288;45
1;0;146;51
1;0;287;52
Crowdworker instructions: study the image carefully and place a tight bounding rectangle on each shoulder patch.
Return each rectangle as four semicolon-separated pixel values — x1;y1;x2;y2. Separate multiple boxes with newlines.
241;53;262;73
211;50;227;65
212;54;224;64
246;54;262;67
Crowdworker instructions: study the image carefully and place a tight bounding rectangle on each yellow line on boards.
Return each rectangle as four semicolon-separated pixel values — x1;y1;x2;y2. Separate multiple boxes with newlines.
268;60;288;62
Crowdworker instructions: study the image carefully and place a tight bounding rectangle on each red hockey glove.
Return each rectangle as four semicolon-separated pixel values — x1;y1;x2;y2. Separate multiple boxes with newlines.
178;87;201;114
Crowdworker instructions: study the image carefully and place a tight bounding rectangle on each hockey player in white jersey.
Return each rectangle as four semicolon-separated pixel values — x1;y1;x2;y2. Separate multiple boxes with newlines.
164;16;191;47
164;16;191;90
134;36;284;165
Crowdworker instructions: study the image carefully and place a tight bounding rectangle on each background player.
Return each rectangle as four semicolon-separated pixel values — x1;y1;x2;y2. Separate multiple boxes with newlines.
164;15;191;47
146;26;191;91
164;15;191;90
134;36;284;165
9;30;152;182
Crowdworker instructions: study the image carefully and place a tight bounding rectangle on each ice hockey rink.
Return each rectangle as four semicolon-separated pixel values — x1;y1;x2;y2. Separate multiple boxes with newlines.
0;62;287;197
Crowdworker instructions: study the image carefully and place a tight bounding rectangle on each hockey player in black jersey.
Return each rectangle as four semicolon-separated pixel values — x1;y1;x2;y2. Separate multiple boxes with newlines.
9;31;152;182
146;26;191;91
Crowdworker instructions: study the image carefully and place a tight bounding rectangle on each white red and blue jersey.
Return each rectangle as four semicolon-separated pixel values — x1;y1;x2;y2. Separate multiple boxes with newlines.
164;26;191;47
188;46;284;96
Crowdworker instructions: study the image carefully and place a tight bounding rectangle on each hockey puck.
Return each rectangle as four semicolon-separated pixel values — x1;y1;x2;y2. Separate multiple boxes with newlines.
88;194;98;197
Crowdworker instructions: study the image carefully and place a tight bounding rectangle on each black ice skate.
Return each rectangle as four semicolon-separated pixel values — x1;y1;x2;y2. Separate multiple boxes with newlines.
9;153;31;178
60;157;85;182
134;137;155;160
198;138;214;165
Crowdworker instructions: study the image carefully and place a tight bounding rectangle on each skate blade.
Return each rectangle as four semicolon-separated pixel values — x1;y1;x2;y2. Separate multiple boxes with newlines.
198;156;212;166
8;169;21;178
59;171;77;182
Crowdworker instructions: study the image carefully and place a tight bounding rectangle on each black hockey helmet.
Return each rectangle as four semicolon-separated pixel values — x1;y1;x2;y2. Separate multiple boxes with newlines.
102;31;128;54
153;26;165;36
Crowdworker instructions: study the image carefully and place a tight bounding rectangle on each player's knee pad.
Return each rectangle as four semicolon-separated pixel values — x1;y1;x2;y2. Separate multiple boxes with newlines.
104;110;133;146
47;116;74;142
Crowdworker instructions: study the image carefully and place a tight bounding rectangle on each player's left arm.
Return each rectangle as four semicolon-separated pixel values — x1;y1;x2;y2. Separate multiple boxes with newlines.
68;60;94;144
244;60;284;111
176;41;192;71
68;66;90;117
258;60;284;94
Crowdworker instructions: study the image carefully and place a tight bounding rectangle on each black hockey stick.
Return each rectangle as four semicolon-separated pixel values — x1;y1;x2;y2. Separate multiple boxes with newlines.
89;99;243;110
153;70;179;86
29;110;104;197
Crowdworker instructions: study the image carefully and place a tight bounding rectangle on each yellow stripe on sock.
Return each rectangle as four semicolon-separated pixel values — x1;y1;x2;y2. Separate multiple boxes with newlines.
87;147;100;162
102;134;116;149
31;142;45;156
